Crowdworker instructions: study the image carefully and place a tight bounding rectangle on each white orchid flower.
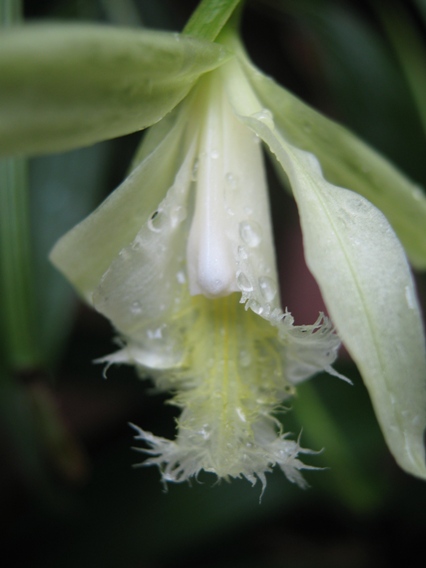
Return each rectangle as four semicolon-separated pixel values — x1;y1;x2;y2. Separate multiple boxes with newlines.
2;0;426;490
50;29;426;489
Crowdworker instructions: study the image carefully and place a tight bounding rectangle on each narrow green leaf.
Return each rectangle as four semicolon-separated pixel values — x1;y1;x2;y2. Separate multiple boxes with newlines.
183;0;242;41
0;0;22;26
0;157;41;369
0;24;231;156
375;2;426;138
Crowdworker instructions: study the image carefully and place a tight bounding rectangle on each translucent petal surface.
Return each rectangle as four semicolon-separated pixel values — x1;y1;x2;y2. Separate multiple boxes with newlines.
92;141;196;367
50;100;192;301
0;24;231;156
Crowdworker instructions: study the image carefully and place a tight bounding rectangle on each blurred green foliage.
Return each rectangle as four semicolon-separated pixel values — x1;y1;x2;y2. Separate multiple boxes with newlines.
1;1;426;567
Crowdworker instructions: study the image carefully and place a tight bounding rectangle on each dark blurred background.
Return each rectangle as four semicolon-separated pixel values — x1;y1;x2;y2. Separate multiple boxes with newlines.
1;1;426;566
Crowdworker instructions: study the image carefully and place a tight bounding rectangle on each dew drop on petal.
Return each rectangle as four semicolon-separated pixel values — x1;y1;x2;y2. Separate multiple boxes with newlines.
239;349;252;367
248;299;263;315
210;149;220;159
225;172;238;190
198;424;211;440
170;205;187;227
253;133;261;145
237;246;249;260
237;271;253;292
251;109;274;130
236;407;247;422
118;248;131;260
148;209;167;233
146;327;161;340
176;270;186;284
239;220;262;247
270;307;284;323
130;301;143;314
131;234;144;250
191;158;199;182
405;285;415;309
259;276;277;302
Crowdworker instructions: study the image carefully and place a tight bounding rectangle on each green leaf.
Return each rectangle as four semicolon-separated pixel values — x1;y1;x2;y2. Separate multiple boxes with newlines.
375;1;426;139
183;0;242;41
0;24;231;157
235;42;426;269
0;157;41;369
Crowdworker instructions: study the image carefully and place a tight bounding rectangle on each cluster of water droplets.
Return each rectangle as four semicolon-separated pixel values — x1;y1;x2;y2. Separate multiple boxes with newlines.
221;168;282;323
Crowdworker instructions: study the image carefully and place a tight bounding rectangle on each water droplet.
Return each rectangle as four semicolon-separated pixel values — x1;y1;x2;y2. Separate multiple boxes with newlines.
210;149;220;159
237;246;249;260
262;303;271;318
253;133;261;145
176;270;186;284
237;271;253;292
170;205;187;227
251;109;274;130
405;285;415;309
225;172;238;190
118;248;131;260
239;220;262;247
259;276;277;302
239;349;251;367
131;234;144;249
130;301;142;314
248;299;263;315
198;425;211;440
270;307;284;323
236;407;247;422
148;209;167;232
147;327;163;340
191;158;199;181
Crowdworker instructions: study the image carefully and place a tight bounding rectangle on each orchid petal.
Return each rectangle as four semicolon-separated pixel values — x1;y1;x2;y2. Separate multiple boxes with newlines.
242;113;426;479
0;24;231;156
50;99;192;301
92;140;196;369
235;41;426;269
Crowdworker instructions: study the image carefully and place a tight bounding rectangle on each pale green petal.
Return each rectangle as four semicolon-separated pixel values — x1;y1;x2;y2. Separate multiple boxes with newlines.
92;140;196;368
0;24;231;156
236;43;426;269
50;100;192;300
243;113;426;479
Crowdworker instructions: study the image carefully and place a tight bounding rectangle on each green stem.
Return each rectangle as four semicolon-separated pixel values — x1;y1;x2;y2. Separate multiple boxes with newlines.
0;0;22;26
0;158;41;369
183;0;243;41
